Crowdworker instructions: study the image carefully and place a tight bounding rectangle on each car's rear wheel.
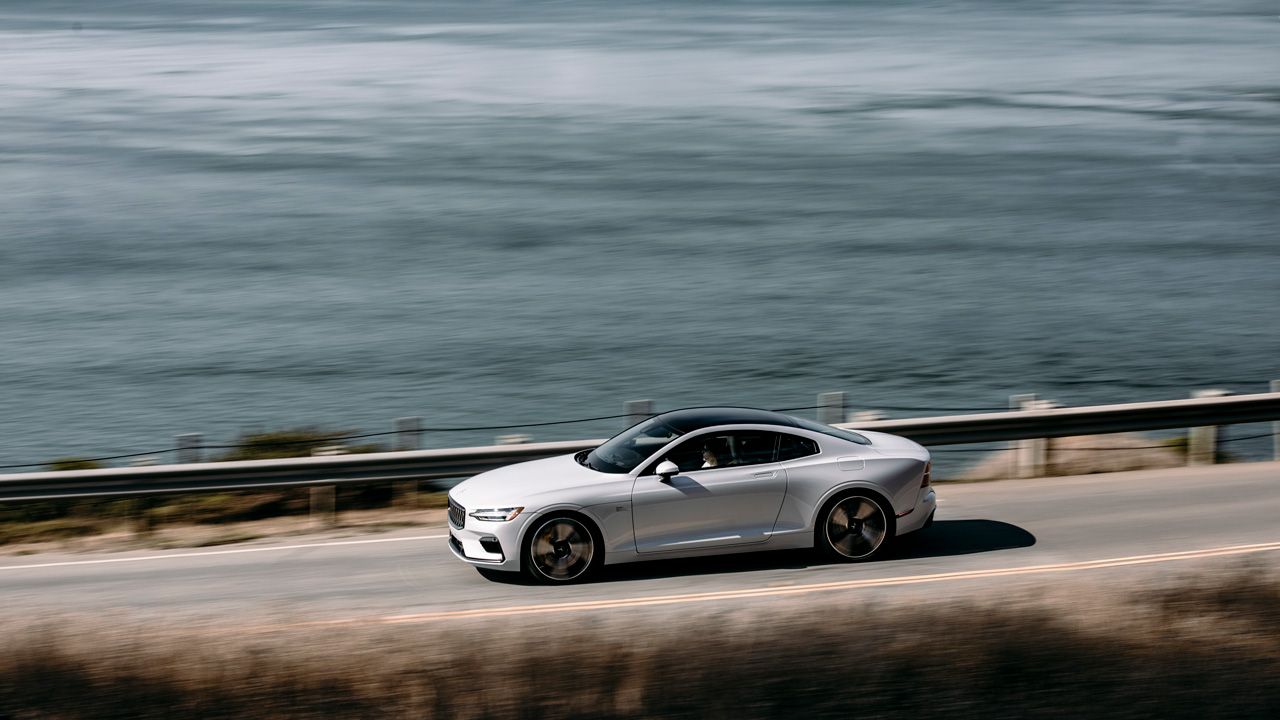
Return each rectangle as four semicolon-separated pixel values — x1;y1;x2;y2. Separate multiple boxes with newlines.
524;514;600;584
817;493;892;562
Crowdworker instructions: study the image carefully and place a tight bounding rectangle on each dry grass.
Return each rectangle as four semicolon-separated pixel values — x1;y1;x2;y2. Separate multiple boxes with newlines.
2;505;448;556
0;426;422;548
0;490;450;550
2;569;1279;719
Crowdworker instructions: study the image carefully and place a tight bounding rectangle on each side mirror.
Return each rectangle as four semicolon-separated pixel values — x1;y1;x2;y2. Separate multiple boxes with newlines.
656;460;679;479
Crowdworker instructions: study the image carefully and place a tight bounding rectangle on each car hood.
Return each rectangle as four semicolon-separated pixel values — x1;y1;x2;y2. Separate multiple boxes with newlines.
448;453;606;508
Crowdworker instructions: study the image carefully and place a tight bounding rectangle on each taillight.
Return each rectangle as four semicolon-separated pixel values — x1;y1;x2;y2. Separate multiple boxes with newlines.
921;461;931;487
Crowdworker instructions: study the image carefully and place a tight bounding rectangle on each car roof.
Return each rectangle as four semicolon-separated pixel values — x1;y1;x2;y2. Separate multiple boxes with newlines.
653;407;801;434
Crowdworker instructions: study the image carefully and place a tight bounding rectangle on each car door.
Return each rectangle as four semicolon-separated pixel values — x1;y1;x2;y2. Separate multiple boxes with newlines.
631;429;788;553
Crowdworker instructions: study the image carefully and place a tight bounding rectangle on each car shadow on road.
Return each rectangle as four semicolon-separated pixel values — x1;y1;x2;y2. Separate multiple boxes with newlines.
476;519;1038;585
596;520;1036;584
882;519;1036;561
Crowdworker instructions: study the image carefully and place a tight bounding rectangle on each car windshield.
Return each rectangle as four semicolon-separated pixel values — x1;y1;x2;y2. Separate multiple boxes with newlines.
582;418;684;474
792;417;873;445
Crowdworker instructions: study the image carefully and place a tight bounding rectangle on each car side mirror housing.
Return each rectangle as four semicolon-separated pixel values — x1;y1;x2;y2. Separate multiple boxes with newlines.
656;460;679;479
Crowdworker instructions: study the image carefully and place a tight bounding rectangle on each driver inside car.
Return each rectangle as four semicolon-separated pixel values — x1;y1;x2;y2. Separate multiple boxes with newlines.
701;447;719;468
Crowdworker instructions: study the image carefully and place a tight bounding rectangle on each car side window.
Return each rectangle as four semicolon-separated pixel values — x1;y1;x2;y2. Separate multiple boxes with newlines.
778;433;819;461
661;439;707;473
731;431;778;467
655;431;780;473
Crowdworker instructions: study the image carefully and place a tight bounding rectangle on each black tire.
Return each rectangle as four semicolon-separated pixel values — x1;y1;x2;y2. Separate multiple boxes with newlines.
816;491;895;562
522;513;602;584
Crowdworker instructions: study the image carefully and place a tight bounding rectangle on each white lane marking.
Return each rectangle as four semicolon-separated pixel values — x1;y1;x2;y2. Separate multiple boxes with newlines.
0;534;449;571
377;539;1280;624
156;539;1280;637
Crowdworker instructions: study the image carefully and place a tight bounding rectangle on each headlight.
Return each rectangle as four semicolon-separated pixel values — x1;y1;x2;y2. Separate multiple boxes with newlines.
468;507;524;522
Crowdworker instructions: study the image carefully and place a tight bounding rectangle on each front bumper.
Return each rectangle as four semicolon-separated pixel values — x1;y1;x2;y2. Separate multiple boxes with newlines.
447;512;527;573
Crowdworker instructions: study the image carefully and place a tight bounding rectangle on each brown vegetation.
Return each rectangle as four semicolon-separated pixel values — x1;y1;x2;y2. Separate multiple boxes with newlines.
1;569;1278;719
0;489;448;548
211;427;386;462
0;428;430;547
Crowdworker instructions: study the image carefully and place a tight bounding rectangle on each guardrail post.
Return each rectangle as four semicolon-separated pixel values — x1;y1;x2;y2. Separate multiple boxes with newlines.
310;486;337;527
624;399;656;429
1189;389;1232;465
1009;394;1037;478
395;417;421;451
394;417;421;508
1273;380;1280;462
176;434;203;464
849;410;887;424
818;392;846;426
132;497;157;537
1028;400;1059;476
310;446;342;526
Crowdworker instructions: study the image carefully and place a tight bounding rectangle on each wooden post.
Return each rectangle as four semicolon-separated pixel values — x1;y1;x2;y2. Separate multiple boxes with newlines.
394;417;421;508
624;399;656;429
817;392;845;426
1189;389;1231;466
175;433;203;464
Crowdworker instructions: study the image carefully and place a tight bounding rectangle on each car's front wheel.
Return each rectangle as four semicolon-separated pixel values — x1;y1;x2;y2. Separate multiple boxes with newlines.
524;514;600;584
817;493;892;562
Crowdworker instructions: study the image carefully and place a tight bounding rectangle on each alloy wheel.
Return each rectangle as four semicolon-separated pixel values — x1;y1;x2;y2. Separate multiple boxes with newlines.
528;517;595;582
824;496;888;560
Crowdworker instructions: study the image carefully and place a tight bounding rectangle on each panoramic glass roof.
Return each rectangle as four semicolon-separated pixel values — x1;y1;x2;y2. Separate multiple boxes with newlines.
654;407;800;433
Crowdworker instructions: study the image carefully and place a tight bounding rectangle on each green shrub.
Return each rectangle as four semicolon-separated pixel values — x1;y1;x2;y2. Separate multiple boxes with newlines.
0;517;103;546
47;458;103;471
215;427;385;461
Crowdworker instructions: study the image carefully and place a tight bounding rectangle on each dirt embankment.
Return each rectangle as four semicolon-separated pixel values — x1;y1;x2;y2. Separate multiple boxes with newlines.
956;432;1188;480
0;487;449;555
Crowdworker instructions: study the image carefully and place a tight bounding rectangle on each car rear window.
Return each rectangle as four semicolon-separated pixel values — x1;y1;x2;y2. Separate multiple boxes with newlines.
791;417;873;445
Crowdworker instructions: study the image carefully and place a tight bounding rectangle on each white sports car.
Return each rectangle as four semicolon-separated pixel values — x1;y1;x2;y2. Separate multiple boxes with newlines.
447;407;935;583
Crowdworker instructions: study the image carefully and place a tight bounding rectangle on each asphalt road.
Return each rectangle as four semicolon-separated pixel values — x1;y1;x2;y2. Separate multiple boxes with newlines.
3;462;1278;629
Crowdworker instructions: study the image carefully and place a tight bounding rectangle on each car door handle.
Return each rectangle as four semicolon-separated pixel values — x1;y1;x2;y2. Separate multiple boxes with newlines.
752;471;776;479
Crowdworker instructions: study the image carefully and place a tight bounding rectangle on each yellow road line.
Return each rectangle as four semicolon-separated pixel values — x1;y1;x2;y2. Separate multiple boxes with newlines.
381;540;1280;623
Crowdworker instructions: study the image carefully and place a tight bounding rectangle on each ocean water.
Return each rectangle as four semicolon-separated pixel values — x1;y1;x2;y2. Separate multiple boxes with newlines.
1;0;1278;471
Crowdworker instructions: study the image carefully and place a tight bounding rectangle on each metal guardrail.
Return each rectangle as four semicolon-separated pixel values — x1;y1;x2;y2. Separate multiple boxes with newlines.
0;439;603;502
844;391;1280;446
2;392;1278;502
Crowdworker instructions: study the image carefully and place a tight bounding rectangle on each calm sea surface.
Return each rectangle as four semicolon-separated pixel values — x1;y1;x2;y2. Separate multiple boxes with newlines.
2;1;1278;471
